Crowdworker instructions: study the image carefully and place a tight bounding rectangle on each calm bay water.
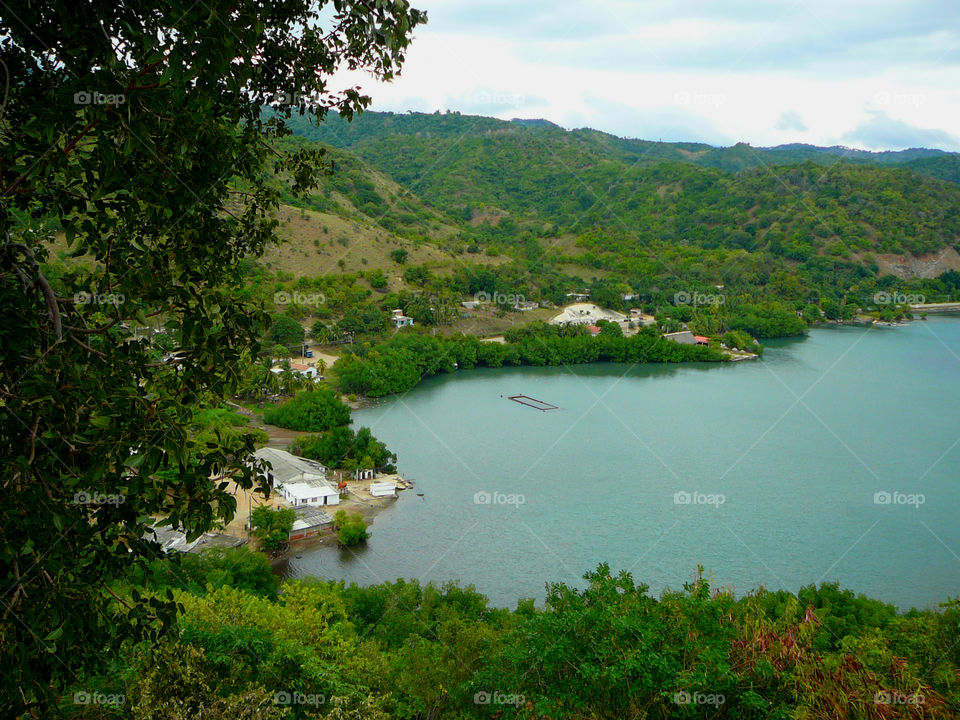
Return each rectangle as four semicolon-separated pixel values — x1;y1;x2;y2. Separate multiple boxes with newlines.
281;318;960;609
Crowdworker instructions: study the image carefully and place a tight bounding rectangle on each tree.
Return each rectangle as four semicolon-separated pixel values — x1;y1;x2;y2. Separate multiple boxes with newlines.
126;547;279;600
402;264;430;286
129;642;286;720
390;248;409;264
333;510;370;547
0;0;424;713
292;425;396;471
311;319;334;344
262;387;351;432
250;506;296;553
269;314;305;349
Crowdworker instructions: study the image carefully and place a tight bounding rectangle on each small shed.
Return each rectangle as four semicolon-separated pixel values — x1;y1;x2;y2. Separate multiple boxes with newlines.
370;481;398;498
391;309;414;328
289;506;333;541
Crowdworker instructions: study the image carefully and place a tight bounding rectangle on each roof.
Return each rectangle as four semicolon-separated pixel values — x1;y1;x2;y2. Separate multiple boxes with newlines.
662;330;697;344
270;363;314;375
586;324;601;333
695;335;710;343
370;481;398;497
282;480;338;500
146;526;244;554
291;505;333;530
253;447;328;485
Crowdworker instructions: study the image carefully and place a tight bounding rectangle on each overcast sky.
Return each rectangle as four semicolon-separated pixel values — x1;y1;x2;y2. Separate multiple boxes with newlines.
333;0;960;151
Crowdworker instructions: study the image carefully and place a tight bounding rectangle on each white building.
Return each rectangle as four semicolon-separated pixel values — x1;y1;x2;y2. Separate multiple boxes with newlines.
270;362;320;380
391;308;414;328
370;481;398;498
253;447;340;507
278;474;340;506
550;303;627;327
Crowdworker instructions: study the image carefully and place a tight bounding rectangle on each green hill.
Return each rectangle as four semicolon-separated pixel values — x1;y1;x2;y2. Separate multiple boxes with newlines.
278;110;960;262
241;110;960;339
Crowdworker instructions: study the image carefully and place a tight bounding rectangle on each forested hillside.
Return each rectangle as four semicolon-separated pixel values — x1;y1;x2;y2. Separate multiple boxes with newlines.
280;110;960;263
251;110;960;326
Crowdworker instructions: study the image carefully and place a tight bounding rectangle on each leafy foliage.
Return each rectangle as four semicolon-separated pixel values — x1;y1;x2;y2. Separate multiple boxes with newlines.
291;426;397;472
262;387;351;431
334;324;722;397
75;564;960;719
250;507;296;553
0;0;423;713
269;314;306;348
125;547;279;600
333;510;370;547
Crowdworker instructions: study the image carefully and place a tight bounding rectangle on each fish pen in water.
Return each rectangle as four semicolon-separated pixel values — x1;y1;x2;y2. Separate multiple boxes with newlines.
506;394;559;411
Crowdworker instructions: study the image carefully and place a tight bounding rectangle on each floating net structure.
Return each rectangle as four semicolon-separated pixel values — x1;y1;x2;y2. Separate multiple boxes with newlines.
506;394;559;411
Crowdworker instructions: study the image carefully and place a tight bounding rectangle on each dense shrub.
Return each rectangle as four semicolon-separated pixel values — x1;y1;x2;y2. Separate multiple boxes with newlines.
334;325;722;397
262;387;351;431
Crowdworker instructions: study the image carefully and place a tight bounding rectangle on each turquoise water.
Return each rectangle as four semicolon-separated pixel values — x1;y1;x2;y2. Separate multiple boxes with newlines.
282;318;960;609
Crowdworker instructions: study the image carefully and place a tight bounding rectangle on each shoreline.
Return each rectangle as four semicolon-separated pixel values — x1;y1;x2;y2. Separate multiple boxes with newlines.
250;313;957;559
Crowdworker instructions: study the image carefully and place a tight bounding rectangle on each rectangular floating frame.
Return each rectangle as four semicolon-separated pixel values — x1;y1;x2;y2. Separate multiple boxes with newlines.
507;394;559;411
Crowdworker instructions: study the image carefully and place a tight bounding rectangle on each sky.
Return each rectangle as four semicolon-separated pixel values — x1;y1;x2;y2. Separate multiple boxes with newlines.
332;0;960;151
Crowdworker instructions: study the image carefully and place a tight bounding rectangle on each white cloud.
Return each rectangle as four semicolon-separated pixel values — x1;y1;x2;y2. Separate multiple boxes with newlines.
331;0;960;151
776;111;808;132
841;110;960;150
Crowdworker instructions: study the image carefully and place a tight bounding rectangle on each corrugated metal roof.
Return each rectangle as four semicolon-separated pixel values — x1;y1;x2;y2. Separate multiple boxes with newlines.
253;447;327;484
